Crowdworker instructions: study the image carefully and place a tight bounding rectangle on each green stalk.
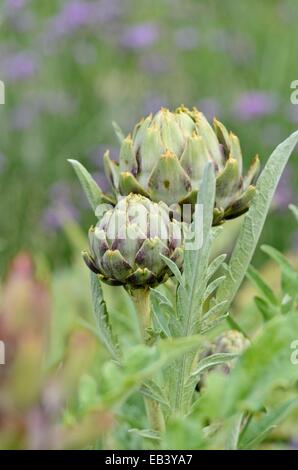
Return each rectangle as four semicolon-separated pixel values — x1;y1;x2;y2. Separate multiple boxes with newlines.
131;288;165;433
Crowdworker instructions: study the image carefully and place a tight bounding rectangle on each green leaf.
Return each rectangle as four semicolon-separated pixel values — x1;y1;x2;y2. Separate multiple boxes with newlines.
128;428;161;441
90;272;121;361
254;296;274;321
246;265;279;306
261;244;293;273
207;254;227;280
112;120;125;143
262;244;298;301
179;162;216;334
203;275;226;303
202;300;228;322
221;312;298;415
101;335;203;407
160;254;184;286
216;131;298;309
238;399;298;449
140;380;171;412
170;163;216;413
191;352;239;377
68;159;104;212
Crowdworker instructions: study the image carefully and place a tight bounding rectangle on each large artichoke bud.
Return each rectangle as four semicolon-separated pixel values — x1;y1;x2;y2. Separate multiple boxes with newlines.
104;106;260;225
83;194;184;288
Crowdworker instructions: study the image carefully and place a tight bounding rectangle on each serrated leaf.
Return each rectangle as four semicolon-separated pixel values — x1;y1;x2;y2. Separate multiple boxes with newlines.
216;131;298;310
90;272;121;361
68;159;104;212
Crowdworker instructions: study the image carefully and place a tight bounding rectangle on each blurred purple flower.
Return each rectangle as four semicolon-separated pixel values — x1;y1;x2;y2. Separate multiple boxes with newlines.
197;98;221;121
2;52;38;82
120;23;159;49
42;204;79;231
4;0;27;12
288;104;298;123
10;104;35;130
47;0;122;38
42;182;79;231
174;27;199;50
233;91;277;120
273;167;294;210
92;171;109;193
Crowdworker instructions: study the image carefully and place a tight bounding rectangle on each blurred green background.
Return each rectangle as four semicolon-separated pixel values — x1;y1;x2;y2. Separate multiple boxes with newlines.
0;0;298;450
0;0;298;274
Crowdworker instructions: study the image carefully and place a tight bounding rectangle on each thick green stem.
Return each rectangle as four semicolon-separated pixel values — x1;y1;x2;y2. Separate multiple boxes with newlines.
131;288;165;434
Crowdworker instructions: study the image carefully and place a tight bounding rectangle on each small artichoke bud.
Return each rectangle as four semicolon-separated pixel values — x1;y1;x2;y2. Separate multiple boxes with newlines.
83;194;184;289
104;106;260;225
196;330;250;391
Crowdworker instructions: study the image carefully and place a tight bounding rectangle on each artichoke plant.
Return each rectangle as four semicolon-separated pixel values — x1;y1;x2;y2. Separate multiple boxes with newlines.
104;106;260;224
83;194;184;289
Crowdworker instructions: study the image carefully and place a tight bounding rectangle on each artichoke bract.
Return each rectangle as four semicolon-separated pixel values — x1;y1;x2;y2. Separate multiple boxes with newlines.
83;194;184;288
104;106;260;225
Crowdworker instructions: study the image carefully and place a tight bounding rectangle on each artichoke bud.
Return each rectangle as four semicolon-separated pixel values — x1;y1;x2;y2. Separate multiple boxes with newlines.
108;105;260;224
196;330;250;391
83;194;184;288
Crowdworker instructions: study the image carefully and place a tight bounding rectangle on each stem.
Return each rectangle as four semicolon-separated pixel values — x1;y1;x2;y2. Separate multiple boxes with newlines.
131;288;165;434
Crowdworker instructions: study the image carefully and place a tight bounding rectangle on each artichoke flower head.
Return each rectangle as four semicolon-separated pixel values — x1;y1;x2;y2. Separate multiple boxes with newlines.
83;194;184;289
104;106;260;225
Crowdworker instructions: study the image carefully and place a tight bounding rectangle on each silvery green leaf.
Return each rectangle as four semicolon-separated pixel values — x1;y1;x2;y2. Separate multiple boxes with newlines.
216;131;298;309
140;380;171;412
160;254;184;286
68;159;103;212
202;300;228;322
102;335;203;407
200;312;230;334
202;275;226;303
206;254;227;280
90;272;121;361
170;163;216;413
191;352;239;377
